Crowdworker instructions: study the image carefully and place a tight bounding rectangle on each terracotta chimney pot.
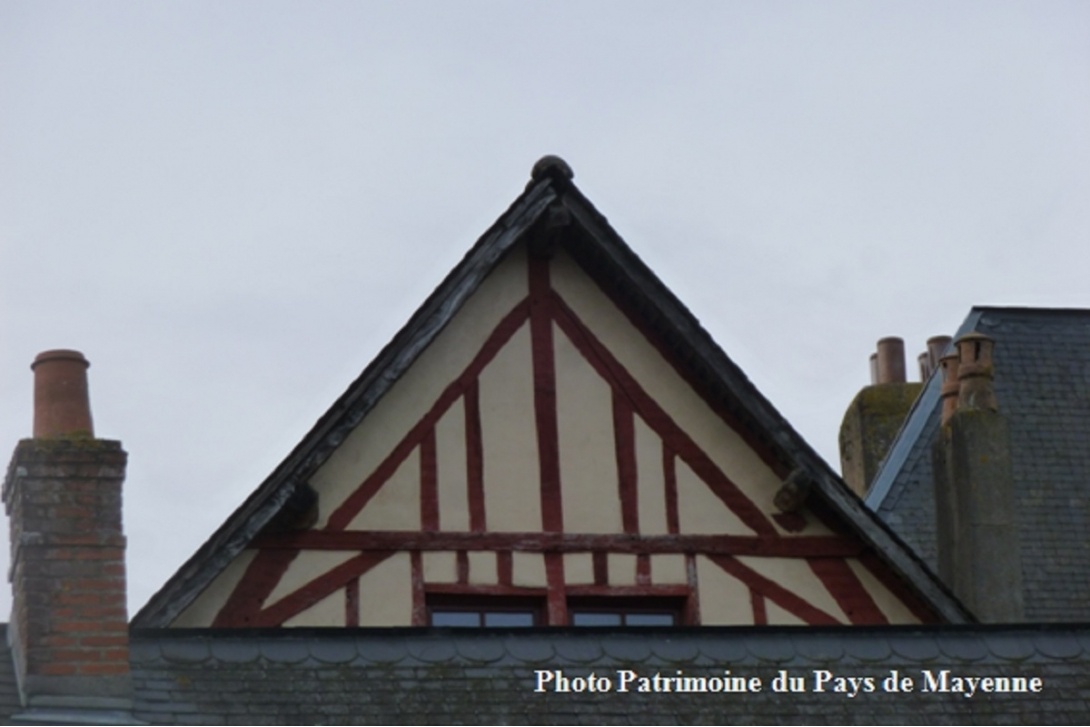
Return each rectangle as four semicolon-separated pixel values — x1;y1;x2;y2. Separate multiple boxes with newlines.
31;349;94;438
875;337;906;384
955;332;998;412
927;336;953;371
939;353;961;426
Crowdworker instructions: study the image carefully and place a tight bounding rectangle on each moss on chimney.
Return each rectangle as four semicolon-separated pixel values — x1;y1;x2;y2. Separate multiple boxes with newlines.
839;382;923;498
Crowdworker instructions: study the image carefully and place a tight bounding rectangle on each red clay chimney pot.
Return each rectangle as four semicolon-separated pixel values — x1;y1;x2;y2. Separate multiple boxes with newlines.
875;337;906;384
31;349;94;438
939;353;961;426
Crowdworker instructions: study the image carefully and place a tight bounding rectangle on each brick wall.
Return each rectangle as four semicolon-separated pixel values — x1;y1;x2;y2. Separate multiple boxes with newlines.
3;437;133;705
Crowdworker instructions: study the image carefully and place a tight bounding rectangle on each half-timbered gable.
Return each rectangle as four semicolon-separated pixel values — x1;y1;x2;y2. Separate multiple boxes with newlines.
134;157;967;630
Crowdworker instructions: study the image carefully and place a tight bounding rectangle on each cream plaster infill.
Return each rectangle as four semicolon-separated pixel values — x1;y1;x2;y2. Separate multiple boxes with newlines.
696;554;754;625
765;599;807;625
634;415;669;535
310;247;530;527
283;589;344;627
435;397;470;532
357;552;412;626
547;252;785;527
170;549;258;627
468;551;498;584
650;554;687;584
564;552;594;585
423;551;458;583
675;456;757;535
555;326;623;535
264;550;359;607
510;551;547;587
345;449;420;531
607;553;638;585
736;555;849;624
478;324;541;532
847;558;922;624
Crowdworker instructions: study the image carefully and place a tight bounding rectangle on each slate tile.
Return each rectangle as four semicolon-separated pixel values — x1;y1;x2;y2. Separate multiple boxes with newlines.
742;634;796;664
695;636;749;664
983;634;1036;662
408;639;458;663
503;636;556;663
452;634;508;664
600;636;652;662
840;634;892;663
208;638;262;663
887;633;940;662
791;633;845;663
158;638;213;664
308;638;361;664
1032;633;1084;660
259;639;312;663
935;633;989;662
552;637;606;664
356;636;410;665
648;636;701;664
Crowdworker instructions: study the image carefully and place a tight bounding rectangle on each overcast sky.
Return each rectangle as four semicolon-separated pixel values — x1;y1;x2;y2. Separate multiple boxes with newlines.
2;2;1088;616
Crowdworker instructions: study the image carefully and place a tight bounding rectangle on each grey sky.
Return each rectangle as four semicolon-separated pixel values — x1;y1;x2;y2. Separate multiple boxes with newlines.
2;2;1088;615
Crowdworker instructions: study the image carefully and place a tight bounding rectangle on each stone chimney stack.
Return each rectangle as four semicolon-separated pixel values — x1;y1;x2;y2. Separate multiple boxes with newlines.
931;332;1024;622
3;351;136;723
839;337;923;497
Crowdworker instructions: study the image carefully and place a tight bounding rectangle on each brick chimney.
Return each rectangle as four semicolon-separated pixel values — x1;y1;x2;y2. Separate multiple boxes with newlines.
931;332;1024;622
3;351;137;723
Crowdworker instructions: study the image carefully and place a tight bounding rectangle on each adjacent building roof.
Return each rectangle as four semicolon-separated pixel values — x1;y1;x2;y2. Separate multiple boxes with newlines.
866;307;1090;622
121;626;1090;724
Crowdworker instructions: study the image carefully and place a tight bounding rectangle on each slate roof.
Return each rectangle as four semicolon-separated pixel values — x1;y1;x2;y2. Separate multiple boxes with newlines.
123;626;1090;724
3;624;1088;724
0;628;22;722
134;156;967;629
866;307;1090;622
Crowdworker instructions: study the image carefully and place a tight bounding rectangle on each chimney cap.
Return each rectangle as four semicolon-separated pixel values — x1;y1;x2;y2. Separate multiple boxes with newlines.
32;349;90;370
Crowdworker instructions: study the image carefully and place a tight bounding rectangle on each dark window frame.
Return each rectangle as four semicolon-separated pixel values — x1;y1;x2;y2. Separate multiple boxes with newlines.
426;593;545;627
567;595;686;627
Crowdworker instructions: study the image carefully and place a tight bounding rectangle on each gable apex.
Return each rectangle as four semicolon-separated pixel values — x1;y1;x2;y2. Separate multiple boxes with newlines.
134;158;968;628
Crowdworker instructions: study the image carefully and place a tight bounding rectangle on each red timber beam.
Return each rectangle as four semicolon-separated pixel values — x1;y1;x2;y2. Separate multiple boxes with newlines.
612;390;639;534
253;530;863;557
420;428;438;531
750;589;768;625
549;292;776;536
464;378;486;532
857;551;942;624
528;254;566;625
411;551;425;626
213;549;299;627
326;299;530;531
807;557;889;625
662;444;680;535
707;554;841;625
252;551;394;627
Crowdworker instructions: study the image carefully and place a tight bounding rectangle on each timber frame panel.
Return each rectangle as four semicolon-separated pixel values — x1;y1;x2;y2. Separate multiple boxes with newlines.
135;157;970;629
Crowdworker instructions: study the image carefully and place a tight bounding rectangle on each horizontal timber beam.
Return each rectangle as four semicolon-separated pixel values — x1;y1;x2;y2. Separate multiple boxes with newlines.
252;531;863;558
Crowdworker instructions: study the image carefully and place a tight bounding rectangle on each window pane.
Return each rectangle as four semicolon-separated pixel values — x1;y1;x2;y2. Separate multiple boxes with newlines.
571;612;622;627
483;611;535;627
431;611;480;627
624;613;676;627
